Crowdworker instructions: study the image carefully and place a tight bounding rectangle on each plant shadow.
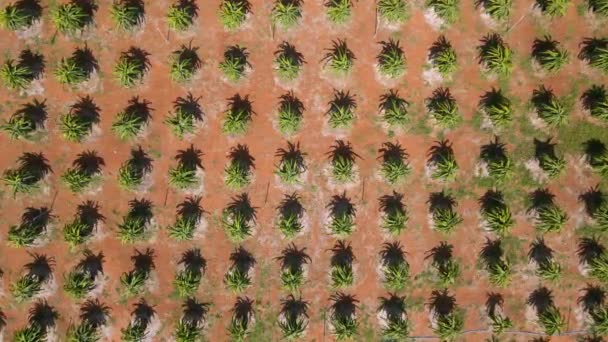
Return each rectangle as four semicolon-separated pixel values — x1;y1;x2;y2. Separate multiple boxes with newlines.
479;238;505;266
327;140;359;164
225;193;257;222
379;241;406;268
175;144;203;171
228;144;255;170
79;298;110;328
229;246;256;275
131;248;155;275
425;241;454;266
579;185;605;217
527;287;554;314
378;142;408;165
28;300;59;332
428;190;457;213
70;95;101;126
485;292;504;317
75;250;104;278
578;284;606;313
275;42;305;66
277;243;310;272
378;293;406;322
18;49;45;79
71;45;99;76
174;92;204;121
277;192;304;221
179;248;206;274
528;238;554;265
24;253;55;283
232;296;254;325
130;298;155;328
12;98;48;130
427;289;456;317
176;196;204;222
327;192;355;220
72;150;104;176
181;297;209;327
427;140;454;166
577;237;605;265
16;152;52;183
329;292;358;320
379;191;406;217
281;294;309;321
330;240;354;269
527;188;555;212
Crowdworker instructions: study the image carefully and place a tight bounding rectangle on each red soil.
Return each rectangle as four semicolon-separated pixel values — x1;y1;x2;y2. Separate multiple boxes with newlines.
0;0;606;341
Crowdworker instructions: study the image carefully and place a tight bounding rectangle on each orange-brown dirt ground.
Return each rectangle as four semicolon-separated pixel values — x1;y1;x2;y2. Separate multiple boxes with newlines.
0;0;607;341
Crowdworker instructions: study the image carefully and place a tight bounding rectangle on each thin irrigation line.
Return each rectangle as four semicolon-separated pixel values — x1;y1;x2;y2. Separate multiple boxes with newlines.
503;328;589;336
407;328;590;340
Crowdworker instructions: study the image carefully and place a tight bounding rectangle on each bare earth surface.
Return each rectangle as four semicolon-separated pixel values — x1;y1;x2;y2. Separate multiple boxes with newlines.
0;0;607;341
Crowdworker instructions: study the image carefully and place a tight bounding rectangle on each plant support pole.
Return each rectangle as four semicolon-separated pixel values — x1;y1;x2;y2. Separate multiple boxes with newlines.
155;24;169;44
374;1;379;37
507;4;533;33
360;178;366;203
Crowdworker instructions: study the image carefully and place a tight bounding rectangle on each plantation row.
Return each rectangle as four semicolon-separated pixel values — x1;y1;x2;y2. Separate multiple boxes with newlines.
3;33;608;91
6;234;608;340
9;212;608;292
3;141;608;243
2;0;608;35
3;79;608;142
0;290;563;341
4;131;608;201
